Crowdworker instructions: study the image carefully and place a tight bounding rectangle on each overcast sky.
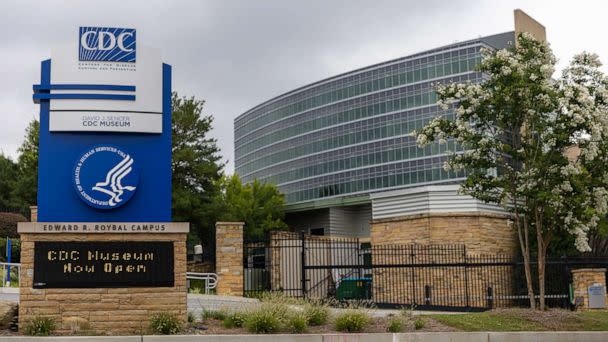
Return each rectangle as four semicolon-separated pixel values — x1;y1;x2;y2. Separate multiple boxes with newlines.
1;0;607;173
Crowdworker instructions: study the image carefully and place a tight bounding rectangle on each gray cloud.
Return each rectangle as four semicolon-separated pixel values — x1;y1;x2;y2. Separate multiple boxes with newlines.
1;0;607;172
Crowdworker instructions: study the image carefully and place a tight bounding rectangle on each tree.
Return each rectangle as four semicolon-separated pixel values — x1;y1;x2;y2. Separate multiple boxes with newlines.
171;93;225;247
416;33;608;310
11;120;39;211
0;155;18;208
216;174;288;240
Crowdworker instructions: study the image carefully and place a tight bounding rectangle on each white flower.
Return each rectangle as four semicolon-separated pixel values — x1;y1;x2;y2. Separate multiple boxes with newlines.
560;181;573;192
540;64;554;77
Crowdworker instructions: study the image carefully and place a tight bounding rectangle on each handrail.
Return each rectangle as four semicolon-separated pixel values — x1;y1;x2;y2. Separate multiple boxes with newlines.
0;262;20;288
186;272;218;294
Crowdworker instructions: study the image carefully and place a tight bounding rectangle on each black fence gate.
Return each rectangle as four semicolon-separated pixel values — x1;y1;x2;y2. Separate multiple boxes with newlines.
244;232;608;311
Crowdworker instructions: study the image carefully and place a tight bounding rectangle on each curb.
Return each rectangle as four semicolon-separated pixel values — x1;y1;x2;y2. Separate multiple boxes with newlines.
2;331;608;341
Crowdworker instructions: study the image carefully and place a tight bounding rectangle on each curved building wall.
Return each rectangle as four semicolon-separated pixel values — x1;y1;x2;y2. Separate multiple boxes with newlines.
234;32;515;209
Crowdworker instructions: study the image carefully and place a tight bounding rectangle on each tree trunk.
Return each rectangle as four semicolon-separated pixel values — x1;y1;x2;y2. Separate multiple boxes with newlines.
523;244;535;309
536;224;550;311
517;215;535;309
537;232;546;311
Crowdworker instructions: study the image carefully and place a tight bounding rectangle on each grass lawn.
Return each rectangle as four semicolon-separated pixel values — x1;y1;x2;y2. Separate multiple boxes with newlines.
427;309;608;331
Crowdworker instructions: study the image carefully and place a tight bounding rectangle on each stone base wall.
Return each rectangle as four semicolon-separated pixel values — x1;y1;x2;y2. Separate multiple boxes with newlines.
572;268;607;310
370;212;516;308
370;212;516;255
19;233;187;335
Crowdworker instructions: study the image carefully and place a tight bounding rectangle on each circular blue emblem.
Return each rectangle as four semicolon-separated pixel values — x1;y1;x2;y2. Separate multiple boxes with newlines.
74;145;139;210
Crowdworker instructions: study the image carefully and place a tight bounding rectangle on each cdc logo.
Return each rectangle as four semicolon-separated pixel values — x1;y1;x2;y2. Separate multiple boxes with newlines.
74;145;139;210
79;27;136;63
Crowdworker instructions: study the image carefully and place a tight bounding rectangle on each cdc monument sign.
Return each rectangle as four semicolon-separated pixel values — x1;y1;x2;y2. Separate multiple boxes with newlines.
18;26;188;335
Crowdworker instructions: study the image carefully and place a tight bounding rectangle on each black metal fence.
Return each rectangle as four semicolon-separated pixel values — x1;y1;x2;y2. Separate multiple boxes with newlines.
243;232;608;311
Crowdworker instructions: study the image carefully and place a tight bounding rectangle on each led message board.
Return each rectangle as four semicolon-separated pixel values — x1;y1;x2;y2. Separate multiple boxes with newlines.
33;241;174;288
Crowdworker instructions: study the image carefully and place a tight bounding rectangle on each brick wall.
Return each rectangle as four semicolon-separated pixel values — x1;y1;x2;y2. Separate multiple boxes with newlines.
19;233;187;335
215;222;244;296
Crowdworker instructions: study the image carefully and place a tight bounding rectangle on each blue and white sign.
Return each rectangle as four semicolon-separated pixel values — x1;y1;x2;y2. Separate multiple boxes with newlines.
41;27;162;133
74;146;139;210
79;27;136;63
33;25;172;222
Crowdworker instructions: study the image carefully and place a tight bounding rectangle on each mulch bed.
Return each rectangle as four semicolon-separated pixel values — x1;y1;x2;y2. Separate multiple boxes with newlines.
184;316;436;334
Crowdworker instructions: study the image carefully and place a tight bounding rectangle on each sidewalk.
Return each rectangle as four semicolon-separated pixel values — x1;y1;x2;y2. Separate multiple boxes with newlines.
3;331;608;341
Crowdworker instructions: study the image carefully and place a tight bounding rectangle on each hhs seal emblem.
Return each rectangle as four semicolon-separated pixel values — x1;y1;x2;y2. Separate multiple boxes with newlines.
74;145;139;209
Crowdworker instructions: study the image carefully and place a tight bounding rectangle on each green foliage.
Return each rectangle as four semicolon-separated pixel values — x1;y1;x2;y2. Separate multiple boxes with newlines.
430;312;543;331
387;317;404;332
187;311;196;323
202;309;227;321
414;318;425;330
0;237;20;264
244;304;283;334
12;120;39;211
0;155;18;209
171;93;224;251
223;311;247;328
0;120;39;212
334;309;370;332
287;313;308;333
23;316;55;336
303;302;329;326
216;174;288;240
148;312;182;335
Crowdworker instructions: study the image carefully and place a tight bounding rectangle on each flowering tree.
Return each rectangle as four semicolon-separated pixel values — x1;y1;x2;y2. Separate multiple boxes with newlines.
416;33;608;310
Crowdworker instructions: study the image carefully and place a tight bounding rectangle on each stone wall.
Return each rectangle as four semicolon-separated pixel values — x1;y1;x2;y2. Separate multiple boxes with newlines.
370;212;516;308
572;268;607;310
19;232;187;335
370;212;516;255
215;222;244;296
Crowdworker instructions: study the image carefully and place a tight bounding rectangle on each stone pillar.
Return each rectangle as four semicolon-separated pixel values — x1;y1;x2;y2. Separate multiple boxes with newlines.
215;222;244;296
572;268;607;310
29;206;37;222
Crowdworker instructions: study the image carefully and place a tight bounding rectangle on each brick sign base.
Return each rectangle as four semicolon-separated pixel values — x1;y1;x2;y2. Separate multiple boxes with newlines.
18;223;188;335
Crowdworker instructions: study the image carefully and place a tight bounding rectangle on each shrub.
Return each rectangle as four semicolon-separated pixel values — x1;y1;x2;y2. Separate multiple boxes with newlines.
23;316;55;336
303;303;329;326
149;312;182;335
400;305;415;319
244;304;284;334
0;212;26;239
387;317;404;332
202;309;227;321
414;318;425;330
334;309;369;332
187;311;196;323
223;311;247;328
288;313;308;333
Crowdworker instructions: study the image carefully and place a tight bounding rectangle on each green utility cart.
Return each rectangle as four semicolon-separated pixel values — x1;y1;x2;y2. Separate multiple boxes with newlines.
336;277;372;300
